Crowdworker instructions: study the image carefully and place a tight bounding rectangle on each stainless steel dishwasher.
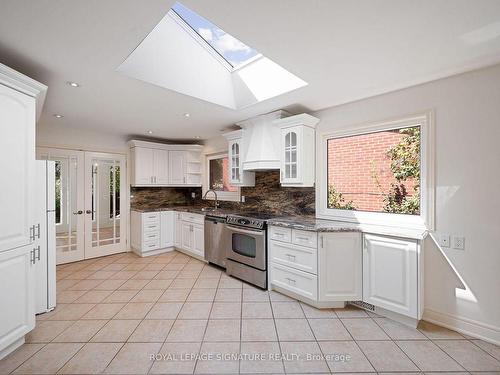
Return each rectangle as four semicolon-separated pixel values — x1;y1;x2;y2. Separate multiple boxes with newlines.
204;215;228;268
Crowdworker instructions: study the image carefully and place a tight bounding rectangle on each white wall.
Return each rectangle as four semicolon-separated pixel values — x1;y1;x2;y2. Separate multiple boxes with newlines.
313;63;500;342
36;122;128;154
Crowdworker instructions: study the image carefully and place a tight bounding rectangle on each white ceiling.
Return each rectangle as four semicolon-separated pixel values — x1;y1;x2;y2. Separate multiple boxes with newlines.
1;0;500;141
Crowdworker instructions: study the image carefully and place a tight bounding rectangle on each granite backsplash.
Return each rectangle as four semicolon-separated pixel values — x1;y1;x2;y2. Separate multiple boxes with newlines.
130;171;315;216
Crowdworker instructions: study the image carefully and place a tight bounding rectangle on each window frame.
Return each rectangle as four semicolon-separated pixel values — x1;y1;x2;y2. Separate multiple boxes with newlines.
316;111;435;231
204;152;241;202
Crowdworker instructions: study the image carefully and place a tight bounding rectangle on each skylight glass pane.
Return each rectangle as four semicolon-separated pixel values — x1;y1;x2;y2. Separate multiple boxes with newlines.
171;2;260;68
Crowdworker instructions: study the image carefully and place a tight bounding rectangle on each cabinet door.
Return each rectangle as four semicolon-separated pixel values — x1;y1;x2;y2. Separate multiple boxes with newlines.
133;147;154;185
0;245;35;353
174;213;182;248
153;149;169;185
181;222;192;251
192;224;204;257
281;127;301;184
229;140;241;184
319;233;362;301
0;84;35;253
363;234;418;318
160;211;174;248
169;151;186;185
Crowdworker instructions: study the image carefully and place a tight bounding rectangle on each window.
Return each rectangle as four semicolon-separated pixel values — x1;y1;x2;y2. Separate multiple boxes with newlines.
205;153;240;201
171;2;260;69
317;112;434;230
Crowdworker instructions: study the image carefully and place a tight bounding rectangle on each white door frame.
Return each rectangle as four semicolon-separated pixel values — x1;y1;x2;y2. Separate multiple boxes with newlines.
83;152;127;259
37;148;128;263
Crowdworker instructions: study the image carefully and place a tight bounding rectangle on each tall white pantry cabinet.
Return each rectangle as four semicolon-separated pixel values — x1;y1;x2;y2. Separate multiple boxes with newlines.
0;63;47;359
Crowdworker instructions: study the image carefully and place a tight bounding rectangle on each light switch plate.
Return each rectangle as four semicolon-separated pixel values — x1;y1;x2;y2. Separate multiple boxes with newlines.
191;192;196;199
241;195;245;203
439;233;450;248
452;236;465;250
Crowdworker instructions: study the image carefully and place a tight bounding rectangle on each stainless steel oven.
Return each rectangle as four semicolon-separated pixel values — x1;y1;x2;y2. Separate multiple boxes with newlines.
225;214;269;289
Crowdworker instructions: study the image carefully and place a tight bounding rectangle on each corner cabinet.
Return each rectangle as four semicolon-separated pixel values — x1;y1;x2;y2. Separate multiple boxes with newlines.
274;114;319;187
223;130;255;186
129;140;202;187
0;63;47;359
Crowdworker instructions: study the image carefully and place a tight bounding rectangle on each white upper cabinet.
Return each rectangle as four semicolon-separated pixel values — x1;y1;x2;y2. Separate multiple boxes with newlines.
275;114;319;187
363;234;419;318
154;149;169;185
223;130;255;186
169;150;186;185
131;147;154;185
129;140;202;186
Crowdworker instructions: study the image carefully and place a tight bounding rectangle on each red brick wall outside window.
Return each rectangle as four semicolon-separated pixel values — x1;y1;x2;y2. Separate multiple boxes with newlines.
327;128;419;213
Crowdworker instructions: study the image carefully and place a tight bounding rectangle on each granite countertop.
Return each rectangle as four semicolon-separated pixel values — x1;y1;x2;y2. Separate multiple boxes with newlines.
267;216;428;239
131;206;235;218
267;216;362;233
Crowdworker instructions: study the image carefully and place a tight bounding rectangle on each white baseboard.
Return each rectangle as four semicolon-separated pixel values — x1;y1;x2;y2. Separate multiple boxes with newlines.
423;308;500;345
131;247;175;257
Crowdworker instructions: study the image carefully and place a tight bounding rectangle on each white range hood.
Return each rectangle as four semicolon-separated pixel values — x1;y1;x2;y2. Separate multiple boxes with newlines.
238;110;290;171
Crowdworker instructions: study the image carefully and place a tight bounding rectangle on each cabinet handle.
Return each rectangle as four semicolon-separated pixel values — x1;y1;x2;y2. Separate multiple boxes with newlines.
183;177;186;184
36;245;41;261
320;236;324;248
30;248;36;264
147;235;156;238
73;210;83;215
148;225;156;228
286;254;296;261
285;277;296;285
29;225;35;242
296;236;309;241
275;233;284;237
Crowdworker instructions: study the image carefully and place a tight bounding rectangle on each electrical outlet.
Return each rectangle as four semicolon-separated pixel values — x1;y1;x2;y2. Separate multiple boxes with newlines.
241;195;245;203
191;192;196;199
439;233;450;248
452;236;465;250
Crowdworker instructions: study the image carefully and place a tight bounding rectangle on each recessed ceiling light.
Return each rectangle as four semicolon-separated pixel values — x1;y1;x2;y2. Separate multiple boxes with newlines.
66;81;80;87
146;130;153;134
53;114;64;118
183;113;190;118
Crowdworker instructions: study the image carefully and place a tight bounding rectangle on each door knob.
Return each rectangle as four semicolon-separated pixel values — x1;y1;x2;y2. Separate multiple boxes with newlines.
86;210;93;214
73;210;83;215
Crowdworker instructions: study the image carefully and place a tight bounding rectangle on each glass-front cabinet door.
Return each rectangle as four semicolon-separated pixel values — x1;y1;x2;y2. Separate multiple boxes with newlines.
282;127;301;183
229;140;241;184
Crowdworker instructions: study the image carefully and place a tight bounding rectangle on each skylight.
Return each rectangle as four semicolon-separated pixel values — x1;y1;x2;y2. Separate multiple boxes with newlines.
171;2;260;68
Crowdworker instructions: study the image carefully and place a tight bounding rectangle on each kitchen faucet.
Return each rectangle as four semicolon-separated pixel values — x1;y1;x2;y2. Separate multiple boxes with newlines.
202;189;219;210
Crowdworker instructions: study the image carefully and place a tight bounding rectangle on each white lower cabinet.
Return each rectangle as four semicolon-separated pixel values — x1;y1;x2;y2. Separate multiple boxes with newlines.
319;232;362;301
270;262;317;300
130;211;174;256
174;213;182;248
363;234;418;318
269;227;361;307
0;245;35;357
160;211;175;248
177;213;204;259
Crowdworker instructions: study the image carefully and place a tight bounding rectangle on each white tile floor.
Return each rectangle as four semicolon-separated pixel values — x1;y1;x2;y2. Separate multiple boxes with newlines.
1;250;499;374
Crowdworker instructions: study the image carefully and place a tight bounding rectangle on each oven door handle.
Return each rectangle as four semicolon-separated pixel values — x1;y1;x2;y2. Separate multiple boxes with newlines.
226;225;265;236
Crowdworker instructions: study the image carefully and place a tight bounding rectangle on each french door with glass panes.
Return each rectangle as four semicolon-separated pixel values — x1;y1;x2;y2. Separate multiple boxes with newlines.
37;148;126;264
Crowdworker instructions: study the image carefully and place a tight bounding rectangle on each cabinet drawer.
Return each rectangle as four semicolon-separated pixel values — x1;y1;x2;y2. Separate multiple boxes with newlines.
143;231;159;242
269;226;292;243
142;212;160;223
142;239;160;251
270;240;317;274
292;229;317;248
270;263;317;300
143;222;160;233
181;212;204;224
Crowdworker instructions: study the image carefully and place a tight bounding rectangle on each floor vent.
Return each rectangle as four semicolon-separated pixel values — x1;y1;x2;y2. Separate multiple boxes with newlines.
349;300;375;311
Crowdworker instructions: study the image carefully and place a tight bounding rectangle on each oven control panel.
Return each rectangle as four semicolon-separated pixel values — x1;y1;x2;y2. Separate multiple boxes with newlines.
226;215;266;230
